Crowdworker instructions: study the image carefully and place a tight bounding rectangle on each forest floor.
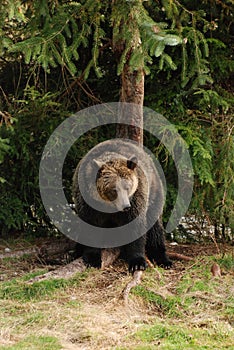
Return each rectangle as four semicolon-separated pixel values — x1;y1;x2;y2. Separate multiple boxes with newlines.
0;238;233;350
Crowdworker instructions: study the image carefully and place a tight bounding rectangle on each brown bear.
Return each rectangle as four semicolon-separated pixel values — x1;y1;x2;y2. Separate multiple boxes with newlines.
72;139;172;273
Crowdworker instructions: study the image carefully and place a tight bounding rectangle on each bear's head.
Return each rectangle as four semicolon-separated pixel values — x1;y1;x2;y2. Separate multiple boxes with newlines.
93;156;138;212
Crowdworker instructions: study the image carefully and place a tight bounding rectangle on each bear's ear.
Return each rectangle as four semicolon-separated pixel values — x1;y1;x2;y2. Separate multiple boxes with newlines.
127;156;138;170
93;159;105;169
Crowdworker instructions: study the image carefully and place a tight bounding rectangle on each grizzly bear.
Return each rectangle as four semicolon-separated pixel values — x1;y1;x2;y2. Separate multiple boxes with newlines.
72;139;172;273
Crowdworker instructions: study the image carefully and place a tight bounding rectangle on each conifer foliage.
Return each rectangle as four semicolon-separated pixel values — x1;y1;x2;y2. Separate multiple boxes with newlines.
0;0;233;240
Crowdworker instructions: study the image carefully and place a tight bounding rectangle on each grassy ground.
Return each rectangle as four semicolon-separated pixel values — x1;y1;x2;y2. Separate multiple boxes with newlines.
0;240;233;350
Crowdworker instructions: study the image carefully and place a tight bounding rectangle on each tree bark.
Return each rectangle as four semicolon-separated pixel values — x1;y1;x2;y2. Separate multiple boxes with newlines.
112;1;144;145
116;67;144;145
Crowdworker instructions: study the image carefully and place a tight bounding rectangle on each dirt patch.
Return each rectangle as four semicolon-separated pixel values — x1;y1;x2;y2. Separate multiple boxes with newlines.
0;238;233;281
166;241;233;258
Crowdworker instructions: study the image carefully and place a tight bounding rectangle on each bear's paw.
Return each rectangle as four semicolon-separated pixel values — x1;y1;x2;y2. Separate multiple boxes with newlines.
128;256;148;274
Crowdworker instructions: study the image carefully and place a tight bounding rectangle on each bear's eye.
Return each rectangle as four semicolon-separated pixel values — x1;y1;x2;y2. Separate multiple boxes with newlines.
108;189;117;201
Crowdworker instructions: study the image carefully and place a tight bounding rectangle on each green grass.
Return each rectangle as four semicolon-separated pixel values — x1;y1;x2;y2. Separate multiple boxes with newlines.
0;271;88;301
122;255;234;349
0;335;61;350
216;255;234;270
134;324;195;346
132;286;183;317
130;321;234;350
0;278;69;301
0;249;233;349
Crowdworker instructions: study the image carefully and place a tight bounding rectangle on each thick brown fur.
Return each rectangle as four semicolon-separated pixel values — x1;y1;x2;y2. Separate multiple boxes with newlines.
72;139;172;273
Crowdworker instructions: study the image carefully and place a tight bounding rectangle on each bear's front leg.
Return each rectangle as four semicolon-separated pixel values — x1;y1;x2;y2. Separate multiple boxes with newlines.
122;236;148;274
82;247;102;268
146;221;172;268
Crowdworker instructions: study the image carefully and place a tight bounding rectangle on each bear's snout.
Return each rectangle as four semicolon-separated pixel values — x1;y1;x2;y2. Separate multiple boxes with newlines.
123;204;131;212
116;197;131;212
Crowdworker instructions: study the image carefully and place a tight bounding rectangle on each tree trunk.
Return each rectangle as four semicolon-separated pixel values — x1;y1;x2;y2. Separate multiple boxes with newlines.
116;67;144;145
112;0;144;145
100;0;145;276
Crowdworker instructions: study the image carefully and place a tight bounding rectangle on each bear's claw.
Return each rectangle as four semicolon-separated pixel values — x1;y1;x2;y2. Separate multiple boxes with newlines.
157;258;173;269
128;256;148;274
147;253;173;269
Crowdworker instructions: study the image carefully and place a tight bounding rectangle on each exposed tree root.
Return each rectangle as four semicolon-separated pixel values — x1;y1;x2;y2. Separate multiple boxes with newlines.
101;248;120;269
1;240;193;298
27;248;144;305
27;248;121;284
1;239;194;264
121;270;143;305
167;251;193;261
27;257;87;283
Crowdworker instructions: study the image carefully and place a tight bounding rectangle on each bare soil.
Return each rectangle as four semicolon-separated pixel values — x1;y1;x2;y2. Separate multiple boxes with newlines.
0;237;233;280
